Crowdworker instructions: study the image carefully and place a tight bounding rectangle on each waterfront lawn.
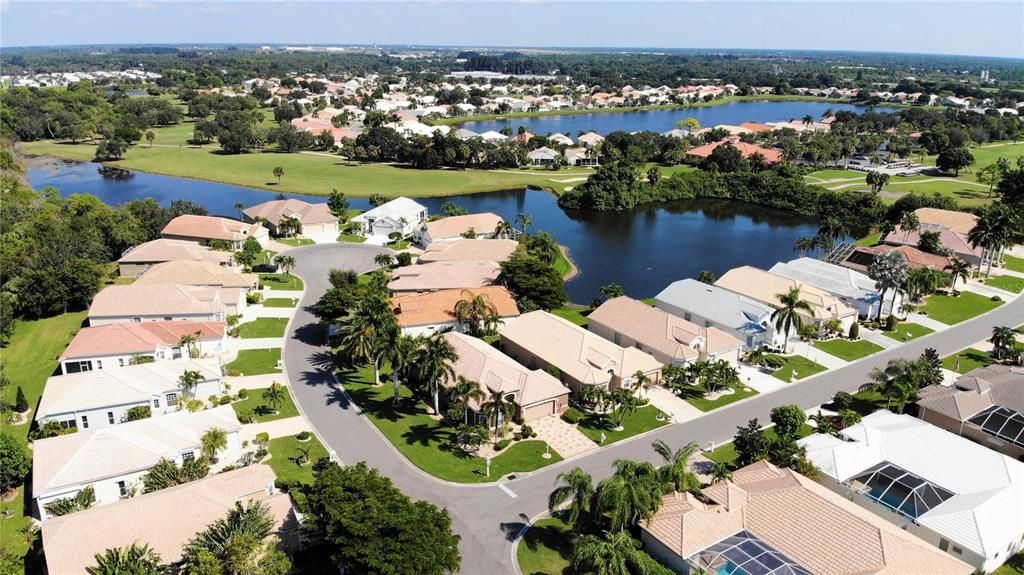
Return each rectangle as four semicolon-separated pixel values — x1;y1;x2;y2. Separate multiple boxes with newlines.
551;306;590;327
705;424;815;466
232;386;299;422
517;516;573;575
237;317;289;339
677;383;759;412
266;435;329;485
921;292;1002;324
814;339;883;361
338;367;562;482
553;248;572;277
983;274;1024;294
766;354;827;381
576;405;667;445
1004;255;1024;273
855;231;883;247
262;298;298;308
942;348;995;373
277;237;314;247
226;349;282;376
259;273;304;291
881;321;934;342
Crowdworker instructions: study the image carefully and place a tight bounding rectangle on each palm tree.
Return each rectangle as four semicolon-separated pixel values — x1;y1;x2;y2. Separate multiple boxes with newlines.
629;370;653;397
481;388;514;439
339;296;395;386
866;358;923;413
793;236;815;257
493;220;515;239
234;202;245;220
374;252;394;271
381;327;420;405
178;331;200;359
652;439;701;493
771;287;814;353
610;387;642;430
273;254;296;279
572;531;647;575
272;166;284;183
944;258;971;295
200;427;228;463
838;409;862;429
991;326;1017;360
527;232;560;264
454;290;500;337
801;114;814;129
414;333;458;415
448;376;485;424
261;382;286;413
969;204;1018;277
178;369;202;399
899;211;921;243
595;459;662;531
91;543;165;575
548;467;594;526
868;250;908;320
515;213;534;236
709;461;733;484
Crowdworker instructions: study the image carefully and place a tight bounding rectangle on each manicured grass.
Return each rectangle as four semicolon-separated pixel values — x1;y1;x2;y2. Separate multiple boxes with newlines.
676;383;759;412
551;306;590;327
854;231;883;247
766;354;828;381
576;405;667;445
942;348;995;373
983;274;1024;294
517;516;573;575
705;424;815;466
813;338;884;361
337;232;367;243
992;552;1024;575
276;237;314;247
881;321;935;342
232;386;299;422
259;273;304;291
339;367;562;482
553;247;573;277
237;317;289;339
225;348;282;376
266;435;329;485
1004;255;1024;273
262;298;298;308
847;388;890;416
387;239;410;250
920;291;1002;325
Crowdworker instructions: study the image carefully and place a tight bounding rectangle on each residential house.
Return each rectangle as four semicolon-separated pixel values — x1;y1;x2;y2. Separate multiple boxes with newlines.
392;287;519;336
563;147;598;167
838;244;955;282
134;260;259;292
161;215;269;249
917;364;1024;459
414;212;504;245
442;332;570;422
527;146;560;165
588;296;743;366
37;359;223;431
59;321;226;374
417;239;519;264
654;279;781;350
350;197;428;240
577;131;605;148
685;138;783;164
117;239;234;278
41;465;298;575
799;411;1024;573
882;207;982;266
499;310;662;394
548;132;574;146
738;121;774;133
479;130;508;142
32;406;243;521
88;284;244;326
642;460;973;575
388;260;501;293
769;257;900;318
242;198;339;242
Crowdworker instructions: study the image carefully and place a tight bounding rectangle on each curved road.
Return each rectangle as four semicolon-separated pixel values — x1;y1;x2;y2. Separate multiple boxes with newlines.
284;243;1024;575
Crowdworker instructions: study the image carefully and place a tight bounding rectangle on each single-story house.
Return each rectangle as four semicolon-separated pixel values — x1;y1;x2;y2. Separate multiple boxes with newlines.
799;411;1024;573
33;405;242;521
454;128;480;140
88;284;245;326
883;225;983;267
642;460;972;575
654;279;781;350
499;310;662;394
527;146;560;165
577;131;605;148
59;320;226;375
442;332;570;423
37;359;223;431
392;286;519;336
588;296;743;366
242;198;339;242
388;260;501;293
134;260;259;291
350;197;428;240
41;465;298;575
769;257;901;318
563;147;598;167
161;215;269;249
117;239;234;278
479;130;508;142
685;139;783;164
917;364;1024;460
548;132;574;146
417;239;519;264
838;244;956;281
414;213;505;245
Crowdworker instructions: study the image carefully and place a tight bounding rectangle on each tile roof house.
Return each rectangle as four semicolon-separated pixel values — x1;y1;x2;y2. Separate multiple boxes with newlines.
117;239;234;278
350;197;428;240
685;139;783;164
37;359;223;431
417;239;520;264
882;208;982;266
917;364;1024;459
134;260;259;291
59;320;226;375
654;278;781;350
41;465;298;575
641;460;973;575
914;207;979;235
838;244;955;278
161;215;269;249
388;260;501;293
799;411;1024;573
242;198;339;242
442;332;570;422
499;310;662;394
769;257;900;319
88;284;245;325
588;296;743;366
32;405;243;521
414;213;505;245
391;287;519;336
548;132;574;146
527;146;560;165
577;131;605;148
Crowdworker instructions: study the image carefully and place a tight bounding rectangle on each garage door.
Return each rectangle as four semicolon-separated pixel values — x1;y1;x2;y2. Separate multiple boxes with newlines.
523;401;555;421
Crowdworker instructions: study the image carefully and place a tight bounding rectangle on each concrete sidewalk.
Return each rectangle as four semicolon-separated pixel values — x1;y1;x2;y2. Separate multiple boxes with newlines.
241;416;311;443
251;306;298;318
228;337;284;351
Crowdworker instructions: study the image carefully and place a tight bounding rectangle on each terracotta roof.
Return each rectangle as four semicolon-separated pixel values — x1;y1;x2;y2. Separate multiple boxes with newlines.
134;261;258;290
61;321;225;360
845;245;954;273
89;284;239;319
918;365;1024;421
715;266;858;321
739;121;774;133
42;465;297;575
161;215;266;243
685;139;783;164
117;239;233;266
418;239;519;263
883;225;981;259
242;198;336;226
388;260;500;292
915;207;978;235
391;287;519;328
421;213;504;241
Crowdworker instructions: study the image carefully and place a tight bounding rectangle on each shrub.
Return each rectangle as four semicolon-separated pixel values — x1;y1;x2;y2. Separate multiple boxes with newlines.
228;327;241;338
208;395;219;405
544;365;562;379
255;432;270;445
14;386;28;413
125;405;152;422
520;424;533;438
833;391;854;411
395;252;413;266
242;440;249;448
237;409;255;424
848;322;859;340
246;292;264;305
227;368;242;377
255;447;268;460
237;388;248;399
494;439;511;451
296;431;312;441
512;415;524;426
275;478;302;492
513;433;523;441
764;356;784;369
884;314;897;332
219;395;232;405
991;295;1002;302
561;407;582;424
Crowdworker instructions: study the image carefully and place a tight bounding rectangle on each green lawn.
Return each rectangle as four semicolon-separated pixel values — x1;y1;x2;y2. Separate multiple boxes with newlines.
232;386;300;422
1004;255;1024;273
766;354;828;381
266;435;329;485
813;338;884;361
920;292;1003;324
337;232;367;243
551;306;590;327
576;405;667;445
237;317;289;338
705;424;815;466
983;274;1024;294
276;237;314;247
259;273;304;291
992;552;1024;575
225;348;282;376
855;231;883;247
942;348;995;373
846;388;890;416
517;516;573;575
881;321;935;342
262;298;298;308
339;367;562;482
678;383;760;412
553;247;573;278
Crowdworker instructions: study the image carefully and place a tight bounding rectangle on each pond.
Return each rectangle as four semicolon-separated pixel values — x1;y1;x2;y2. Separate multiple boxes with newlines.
459;100;898;136
27;158;820;303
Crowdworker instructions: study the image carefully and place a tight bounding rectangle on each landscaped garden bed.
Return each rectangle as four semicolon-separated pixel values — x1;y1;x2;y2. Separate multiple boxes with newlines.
232;385;299;422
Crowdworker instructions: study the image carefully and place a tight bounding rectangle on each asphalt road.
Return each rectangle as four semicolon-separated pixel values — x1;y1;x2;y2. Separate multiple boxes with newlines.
283;243;1024;575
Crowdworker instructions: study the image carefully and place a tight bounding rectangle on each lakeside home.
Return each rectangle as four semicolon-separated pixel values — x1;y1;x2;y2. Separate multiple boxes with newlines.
133;260;259;291
161;214;269;249
417;239;519;264
654;279;782;350
387;260;501;293
414;212;504;245
117;239;235;278
391;287;520;336
58;320;226;374
769;257;899;318
242;198;339;242
88;284;245;325
882;207;983;267
351;197;428;240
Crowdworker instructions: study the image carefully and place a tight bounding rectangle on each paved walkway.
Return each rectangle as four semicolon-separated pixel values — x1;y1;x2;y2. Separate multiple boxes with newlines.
736;364;788;394
228;337;284;351
251;306;298;318
240;416;310;443
906;311;950;332
644;386;704;423
859;328;900;349
530;415;596;459
787;340;849;370
225;374;285;390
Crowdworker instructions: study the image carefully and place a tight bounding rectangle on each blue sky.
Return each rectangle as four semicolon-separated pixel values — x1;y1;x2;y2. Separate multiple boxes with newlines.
2;1;1022;58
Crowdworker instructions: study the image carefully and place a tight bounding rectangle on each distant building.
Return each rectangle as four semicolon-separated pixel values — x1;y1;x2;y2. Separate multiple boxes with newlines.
242;198;339;243
161;215;269;249
350;197;428;240
117;239;234;278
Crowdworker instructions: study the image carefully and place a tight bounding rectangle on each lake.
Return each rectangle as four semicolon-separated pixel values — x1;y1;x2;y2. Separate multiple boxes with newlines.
27;159;819;303
459;100;898;136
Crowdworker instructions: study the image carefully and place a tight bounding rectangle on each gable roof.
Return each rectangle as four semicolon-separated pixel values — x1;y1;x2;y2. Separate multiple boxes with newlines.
134;261;258;290
61;321;225;360
388;260;500;292
392;287;519;328
421;213;504;241
117;239;233;266
242;198;336;226
654;278;772;334
350;197;427;224
842;245;954;274
915;207;978;235
715;266;858;321
918;365;1024;422
883;224;982;259
418;239;519;263
89;284;239;318
685;139;782;163
769;257;880;303
161;215;265;243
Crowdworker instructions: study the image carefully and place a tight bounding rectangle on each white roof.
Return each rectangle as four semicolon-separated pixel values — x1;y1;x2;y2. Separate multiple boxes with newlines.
769;257;881;303
655;279;771;334
479;130;508;141
799;411;1024;558
351;197;427;224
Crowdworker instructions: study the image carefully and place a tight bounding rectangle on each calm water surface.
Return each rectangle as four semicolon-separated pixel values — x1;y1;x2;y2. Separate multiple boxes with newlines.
28;159;819;303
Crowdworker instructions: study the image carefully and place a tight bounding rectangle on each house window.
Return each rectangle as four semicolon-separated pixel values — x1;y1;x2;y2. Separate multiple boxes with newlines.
182;451;196;462
166;393;179;406
153;398;161;409
939;539;949;552
95;360;103;370
107;412;115;425
613;333;621;345
81;415;89;429
132;317;142;323
952;546;963;555
118;358;125;367
116;481;128;498
59;419;77;430
164;317;173;321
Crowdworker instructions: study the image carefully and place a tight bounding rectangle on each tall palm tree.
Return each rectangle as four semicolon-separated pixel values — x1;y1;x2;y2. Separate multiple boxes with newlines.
771;287;814;353
969;203;1019;277
91;543;165;575
515;213;534;236
899;210;920;243
449;376;485;424
414;333;458;415
652;439;701;493
572;531;647;575
991;326;1017;360
454;290;500;337
801;114;814;129
381;327;420;405
273;254;297;278
944;258;971;295
709;461;733;484
481;388;514;439
261;382;286;413
178;370;202;399
548;467;594;527
866;358;923;413
595;459;663;532
493;220;515;239
868;250;908;320
200;427;228;463
178;331;200;359
374;252;394;271
793;236;815;258
339;296;395;386
629;370;653;397
234;202;245;220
